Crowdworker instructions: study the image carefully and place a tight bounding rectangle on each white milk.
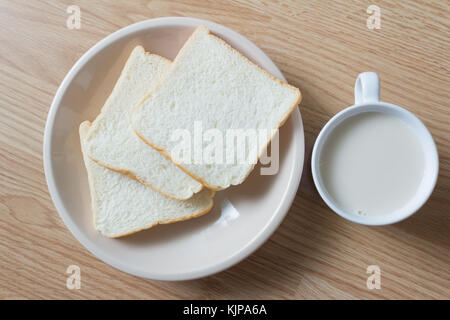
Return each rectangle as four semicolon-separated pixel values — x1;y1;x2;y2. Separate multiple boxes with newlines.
320;112;425;216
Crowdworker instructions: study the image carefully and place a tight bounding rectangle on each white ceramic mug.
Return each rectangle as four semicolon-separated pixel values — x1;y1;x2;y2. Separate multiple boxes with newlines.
311;72;439;225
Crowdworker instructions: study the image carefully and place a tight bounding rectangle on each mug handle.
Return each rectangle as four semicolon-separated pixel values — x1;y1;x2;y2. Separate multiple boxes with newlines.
354;72;380;105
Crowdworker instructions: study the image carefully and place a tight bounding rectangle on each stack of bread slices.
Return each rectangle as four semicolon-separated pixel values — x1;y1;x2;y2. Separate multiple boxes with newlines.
80;25;301;237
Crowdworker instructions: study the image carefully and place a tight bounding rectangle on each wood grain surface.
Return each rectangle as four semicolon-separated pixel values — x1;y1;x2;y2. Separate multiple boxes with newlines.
0;0;449;299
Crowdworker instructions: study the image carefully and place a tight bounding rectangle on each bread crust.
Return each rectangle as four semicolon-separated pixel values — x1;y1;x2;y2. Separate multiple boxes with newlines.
132;25;302;190
106;195;215;238
80;121;101;230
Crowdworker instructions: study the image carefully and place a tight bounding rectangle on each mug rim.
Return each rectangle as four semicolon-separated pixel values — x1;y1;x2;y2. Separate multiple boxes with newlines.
311;101;439;226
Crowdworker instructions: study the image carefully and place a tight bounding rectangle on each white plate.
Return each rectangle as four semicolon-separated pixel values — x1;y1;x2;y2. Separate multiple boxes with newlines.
43;17;304;280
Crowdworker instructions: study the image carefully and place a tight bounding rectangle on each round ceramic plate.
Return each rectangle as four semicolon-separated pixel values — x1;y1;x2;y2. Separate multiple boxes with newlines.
43;17;304;280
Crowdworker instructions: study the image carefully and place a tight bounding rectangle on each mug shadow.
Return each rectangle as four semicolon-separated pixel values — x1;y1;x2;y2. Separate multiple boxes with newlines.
391;174;450;249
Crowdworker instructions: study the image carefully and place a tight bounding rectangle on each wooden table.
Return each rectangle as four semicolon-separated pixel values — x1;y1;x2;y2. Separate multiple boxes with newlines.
0;0;448;299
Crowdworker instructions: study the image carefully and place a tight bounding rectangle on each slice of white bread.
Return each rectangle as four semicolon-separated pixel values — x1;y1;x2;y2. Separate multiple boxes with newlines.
84;46;203;200
80;121;214;238
132;26;302;190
